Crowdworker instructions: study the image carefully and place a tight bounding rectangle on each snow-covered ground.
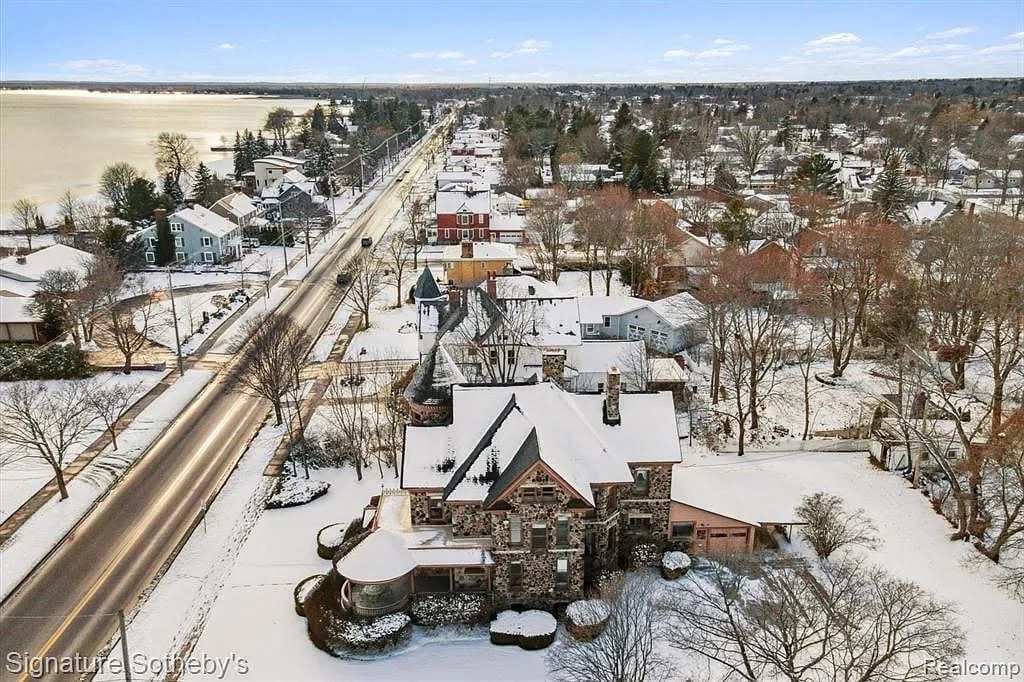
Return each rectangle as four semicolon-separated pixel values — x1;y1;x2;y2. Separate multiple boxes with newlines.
556;269;630;297
137;288;257;355
0;370;165;519
0;369;215;600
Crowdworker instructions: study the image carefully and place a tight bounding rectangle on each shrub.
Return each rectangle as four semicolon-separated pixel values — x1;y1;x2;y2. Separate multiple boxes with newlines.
411;593;490;627
294;574;326;617
317;523;348;559
628;542;660;568
565;599;611;641
489;610;556;650
660;551;692;580
265;478;330;509
0;343;93;381
328;613;412;654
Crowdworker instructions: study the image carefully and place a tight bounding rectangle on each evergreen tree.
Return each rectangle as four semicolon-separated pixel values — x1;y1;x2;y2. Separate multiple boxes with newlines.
233;131;245;179
613;101;632;131
820;116;832;151
125;177;159;225
776;114;794;151
712;164;740;197
155;215;174;266
96;221;145;269
193;162;214;205
626;165;643;194
162;173;184;206
793;153;841;196
255;131;271;158
716;198;754;248
872;157;914;221
311;104;326;134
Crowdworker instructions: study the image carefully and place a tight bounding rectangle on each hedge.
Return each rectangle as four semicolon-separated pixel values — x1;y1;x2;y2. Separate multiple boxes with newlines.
0;343;93;381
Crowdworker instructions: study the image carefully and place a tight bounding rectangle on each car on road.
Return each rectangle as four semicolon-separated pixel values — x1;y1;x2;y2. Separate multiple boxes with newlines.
360;237;373;248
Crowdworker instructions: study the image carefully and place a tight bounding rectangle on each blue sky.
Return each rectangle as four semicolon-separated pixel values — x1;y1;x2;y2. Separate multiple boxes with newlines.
2;0;1021;83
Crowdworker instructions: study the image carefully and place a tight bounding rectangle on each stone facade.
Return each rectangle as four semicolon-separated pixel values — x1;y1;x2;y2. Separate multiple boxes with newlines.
409;490;451;525
451;503;491;537
618;463;673;553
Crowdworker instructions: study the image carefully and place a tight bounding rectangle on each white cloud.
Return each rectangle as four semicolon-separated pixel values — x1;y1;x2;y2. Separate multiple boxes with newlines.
436;50;465;60
49;58;150;78
978;43;1022;54
663;48;693;58
804;32;861;52
925;26;976;40
1008;31;1024;40
408;51;434;59
696;43;750;59
460;59;477;66
491;38;552;58
217;42;237;50
712;38;735;45
891;46;931;58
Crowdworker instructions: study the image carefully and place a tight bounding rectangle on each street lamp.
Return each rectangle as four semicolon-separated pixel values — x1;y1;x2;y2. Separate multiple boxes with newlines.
165;261;185;377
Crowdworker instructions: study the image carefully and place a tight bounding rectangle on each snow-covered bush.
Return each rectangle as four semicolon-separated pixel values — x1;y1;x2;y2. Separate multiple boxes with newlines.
293;574;325;616
265;477;330;509
565;599;611;641
317;523;348;559
660;551;692;580
489;610;556;649
328;613;412;654
628;542;660;568
411;593;490;627
0;343;93;381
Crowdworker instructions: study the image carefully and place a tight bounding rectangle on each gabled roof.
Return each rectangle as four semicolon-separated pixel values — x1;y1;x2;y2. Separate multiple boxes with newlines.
171;205;237;238
0;244;94;283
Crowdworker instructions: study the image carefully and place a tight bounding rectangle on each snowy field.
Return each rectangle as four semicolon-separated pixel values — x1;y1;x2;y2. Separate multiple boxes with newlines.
0;369;214;600
0;370;165;520
555;269;630;297
137;288;258;355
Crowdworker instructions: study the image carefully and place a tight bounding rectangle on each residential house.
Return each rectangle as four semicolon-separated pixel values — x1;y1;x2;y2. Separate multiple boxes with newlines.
0;244;94;342
210;191;260;229
252;155;305;191
436;187;491;243
139;206;242;265
577;293;704;354
440;242;515;286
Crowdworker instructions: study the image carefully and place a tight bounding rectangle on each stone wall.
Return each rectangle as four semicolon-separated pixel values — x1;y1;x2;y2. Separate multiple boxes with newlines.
619;463;674;550
451;503;491;537
410;491;450;525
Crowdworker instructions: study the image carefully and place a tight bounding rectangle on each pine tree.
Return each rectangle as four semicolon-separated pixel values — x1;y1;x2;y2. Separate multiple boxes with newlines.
820;116;832;151
872;157;914;221
613;101;632;131
233;131;245;179
155;215;174;266
626;165;642;194
193;162;213;205
776;114;794;151
256;131;271;157
311;104;326;134
162;173;184;206
794;153;841;196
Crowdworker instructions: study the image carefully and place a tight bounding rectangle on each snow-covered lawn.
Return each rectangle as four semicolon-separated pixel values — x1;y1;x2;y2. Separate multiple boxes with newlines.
0;369;214;600
0;370;165;520
137;288;257;355
556;269;630;297
679;450;1023;672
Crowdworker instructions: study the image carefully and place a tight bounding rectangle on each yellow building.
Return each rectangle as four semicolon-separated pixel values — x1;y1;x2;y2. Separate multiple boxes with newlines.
441;241;515;285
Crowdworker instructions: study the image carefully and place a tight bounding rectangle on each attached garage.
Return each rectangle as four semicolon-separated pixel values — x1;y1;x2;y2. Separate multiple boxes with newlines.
668;502;757;553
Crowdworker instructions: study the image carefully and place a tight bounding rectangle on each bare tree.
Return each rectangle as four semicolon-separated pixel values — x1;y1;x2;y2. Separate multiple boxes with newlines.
447;289;542;384
265;108;295;150
727;126;770;187
795;491;880;559
793;323;826;440
346;251;384;328
153;132;199;187
99;162;142;218
232;312;311;425
618;341;653;392
99;278;162;373
547;574;673;682
57;188;79;229
0;381;98;500
527;187;571;281
404;196;429;269
86;378;143;451
663;555;965;682
322;362;372;480
382;231;412;308
9;198;40;249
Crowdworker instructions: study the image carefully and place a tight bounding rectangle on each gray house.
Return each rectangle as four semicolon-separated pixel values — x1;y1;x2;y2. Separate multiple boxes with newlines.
139;206;243;266
577;293;704;354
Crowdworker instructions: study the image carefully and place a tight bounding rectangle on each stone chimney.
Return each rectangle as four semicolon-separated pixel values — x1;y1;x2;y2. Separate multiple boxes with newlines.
486;273;497;299
461;240;473;259
604;366;621;425
542;349;566;387
448;287;461;307
153;208;167;223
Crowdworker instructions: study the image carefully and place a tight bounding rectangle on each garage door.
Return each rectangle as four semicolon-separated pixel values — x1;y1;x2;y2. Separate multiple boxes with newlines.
706;528;749;553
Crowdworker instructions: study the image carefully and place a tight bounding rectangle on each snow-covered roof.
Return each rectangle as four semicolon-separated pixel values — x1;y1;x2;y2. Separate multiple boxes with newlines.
172;205;238;238
211;192;257;219
577;295;648;322
402;382;680;505
0;244;94;283
0;275;39;297
441;242;515;261
566;340;644;375
907;200;952;225
253;155;304;170
334;530;417;583
0;295;39;323
436;189;490;215
650;292;704;327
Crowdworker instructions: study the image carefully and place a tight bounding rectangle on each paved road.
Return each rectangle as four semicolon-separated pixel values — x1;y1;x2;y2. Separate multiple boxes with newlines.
0;117;451;682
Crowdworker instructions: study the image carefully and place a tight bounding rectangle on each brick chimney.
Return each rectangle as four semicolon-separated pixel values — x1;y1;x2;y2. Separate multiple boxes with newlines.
541;349;566;387
153;208;167;223
486;273;497;299
461;240;473;259
604;367;621;425
448;287;461;307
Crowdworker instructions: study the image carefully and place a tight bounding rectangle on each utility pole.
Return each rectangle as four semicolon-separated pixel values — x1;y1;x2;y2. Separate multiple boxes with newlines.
166;266;184;377
118;609;132;682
